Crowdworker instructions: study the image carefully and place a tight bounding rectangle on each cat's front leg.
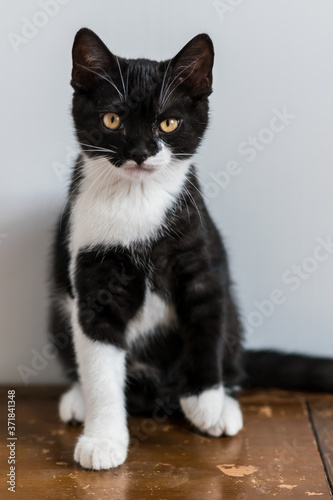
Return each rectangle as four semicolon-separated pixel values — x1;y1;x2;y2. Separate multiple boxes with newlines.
70;249;144;470
72;306;129;470
175;257;243;437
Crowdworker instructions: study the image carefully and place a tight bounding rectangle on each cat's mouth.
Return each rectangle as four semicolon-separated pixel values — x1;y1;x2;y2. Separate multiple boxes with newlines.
121;161;157;177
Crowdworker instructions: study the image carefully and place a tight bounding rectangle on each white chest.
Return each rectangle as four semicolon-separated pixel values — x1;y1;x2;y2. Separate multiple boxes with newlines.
69;155;189;252
126;289;177;345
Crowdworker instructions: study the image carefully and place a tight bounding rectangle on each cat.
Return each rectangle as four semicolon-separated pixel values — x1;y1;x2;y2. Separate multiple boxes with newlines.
49;28;333;471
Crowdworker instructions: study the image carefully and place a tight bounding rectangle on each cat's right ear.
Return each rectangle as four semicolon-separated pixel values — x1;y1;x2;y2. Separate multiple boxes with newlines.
71;28;116;91
170;34;214;99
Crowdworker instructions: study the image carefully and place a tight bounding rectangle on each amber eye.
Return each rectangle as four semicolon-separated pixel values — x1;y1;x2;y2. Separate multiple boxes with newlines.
103;113;122;130
160;118;179;133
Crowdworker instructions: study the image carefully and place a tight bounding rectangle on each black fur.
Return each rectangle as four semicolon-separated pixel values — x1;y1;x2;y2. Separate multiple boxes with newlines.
244;350;333;393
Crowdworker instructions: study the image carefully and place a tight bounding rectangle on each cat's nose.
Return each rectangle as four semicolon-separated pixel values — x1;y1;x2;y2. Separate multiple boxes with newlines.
128;148;149;165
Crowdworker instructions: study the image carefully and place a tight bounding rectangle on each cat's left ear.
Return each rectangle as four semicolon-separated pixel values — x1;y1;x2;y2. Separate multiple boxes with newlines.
170;34;214;98
71;28;118;91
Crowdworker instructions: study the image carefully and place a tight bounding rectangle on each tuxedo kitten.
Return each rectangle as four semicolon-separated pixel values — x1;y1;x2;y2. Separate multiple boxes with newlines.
50;28;333;470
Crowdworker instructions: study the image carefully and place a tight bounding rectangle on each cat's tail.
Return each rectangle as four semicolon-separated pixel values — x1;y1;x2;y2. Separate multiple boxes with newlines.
243;349;333;393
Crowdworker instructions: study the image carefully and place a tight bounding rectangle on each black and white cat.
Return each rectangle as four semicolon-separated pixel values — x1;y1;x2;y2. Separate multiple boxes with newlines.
50;28;333;470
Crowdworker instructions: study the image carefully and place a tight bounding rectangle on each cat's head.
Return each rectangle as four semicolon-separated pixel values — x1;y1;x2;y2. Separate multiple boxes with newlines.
71;28;214;181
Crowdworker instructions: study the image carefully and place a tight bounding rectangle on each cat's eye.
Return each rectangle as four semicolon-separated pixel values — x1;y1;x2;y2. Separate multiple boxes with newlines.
103;113;122;130
160;118;179;133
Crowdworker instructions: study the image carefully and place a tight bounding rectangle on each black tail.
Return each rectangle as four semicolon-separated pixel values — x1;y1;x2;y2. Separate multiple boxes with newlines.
244;350;333;393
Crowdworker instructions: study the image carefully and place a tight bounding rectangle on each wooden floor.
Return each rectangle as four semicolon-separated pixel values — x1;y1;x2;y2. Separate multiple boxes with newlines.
0;387;332;499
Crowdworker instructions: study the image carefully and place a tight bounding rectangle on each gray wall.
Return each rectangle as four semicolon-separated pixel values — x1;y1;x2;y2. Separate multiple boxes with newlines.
1;0;333;384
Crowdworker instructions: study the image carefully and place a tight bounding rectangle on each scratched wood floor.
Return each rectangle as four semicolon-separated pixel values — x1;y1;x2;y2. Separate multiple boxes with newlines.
0;387;332;499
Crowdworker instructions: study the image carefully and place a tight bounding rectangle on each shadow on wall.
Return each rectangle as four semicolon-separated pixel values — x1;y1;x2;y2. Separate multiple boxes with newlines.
0;202;67;385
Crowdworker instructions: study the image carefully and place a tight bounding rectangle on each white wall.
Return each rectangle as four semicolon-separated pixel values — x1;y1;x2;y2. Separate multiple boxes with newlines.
1;0;333;384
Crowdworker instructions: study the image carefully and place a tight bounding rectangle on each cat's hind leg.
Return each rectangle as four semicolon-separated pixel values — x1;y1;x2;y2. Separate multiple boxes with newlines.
59;382;86;425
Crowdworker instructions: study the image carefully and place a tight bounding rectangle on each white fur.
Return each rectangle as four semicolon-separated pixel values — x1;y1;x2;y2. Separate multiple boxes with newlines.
69;146;190;254
180;386;224;429
74;435;127;471
206;394;243;437
180;385;243;437
126;289;177;345
71;303;129;470
59;382;86;423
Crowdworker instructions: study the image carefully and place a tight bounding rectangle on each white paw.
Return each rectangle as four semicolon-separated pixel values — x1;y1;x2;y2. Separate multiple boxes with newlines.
74;435;128;470
59;383;86;424
180;386;243;437
206;394;243;437
180;386;224;430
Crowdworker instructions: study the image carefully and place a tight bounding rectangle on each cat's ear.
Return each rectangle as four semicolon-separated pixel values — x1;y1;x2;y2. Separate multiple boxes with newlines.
71;28;117;91
170;34;214;98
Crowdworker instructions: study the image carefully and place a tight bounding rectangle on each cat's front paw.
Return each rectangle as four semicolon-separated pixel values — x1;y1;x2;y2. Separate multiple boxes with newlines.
74;435;128;470
180;386;243;437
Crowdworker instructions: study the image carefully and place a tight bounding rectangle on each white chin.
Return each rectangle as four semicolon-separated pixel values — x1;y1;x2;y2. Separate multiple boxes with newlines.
120;164;157;180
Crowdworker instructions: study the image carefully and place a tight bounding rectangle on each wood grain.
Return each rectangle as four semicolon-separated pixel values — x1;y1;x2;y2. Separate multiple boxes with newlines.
0;387;331;499
308;396;333;492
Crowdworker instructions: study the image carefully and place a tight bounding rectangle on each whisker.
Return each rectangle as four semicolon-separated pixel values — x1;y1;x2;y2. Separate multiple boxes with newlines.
125;67;130;100
172;153;193;157
78;142;118;154
73;162;110;217
79;150;116;157
76;64;123;100
159;59;172;105
194;163;221;183
183;184;204;229
116;57;126;99
67;157;110;202
160;57;203;108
